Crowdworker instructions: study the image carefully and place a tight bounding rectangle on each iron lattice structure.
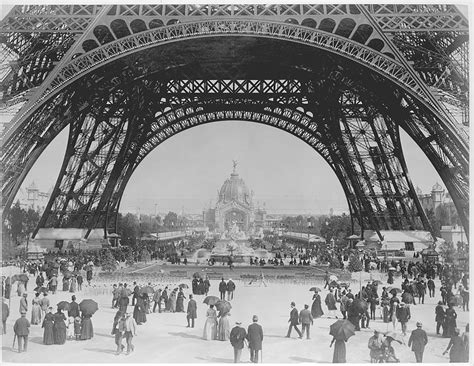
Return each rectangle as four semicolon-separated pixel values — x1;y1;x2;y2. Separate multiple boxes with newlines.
0;4;469;240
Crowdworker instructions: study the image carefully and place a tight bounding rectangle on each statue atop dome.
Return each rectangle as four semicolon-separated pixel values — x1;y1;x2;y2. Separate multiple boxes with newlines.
232;159;238;173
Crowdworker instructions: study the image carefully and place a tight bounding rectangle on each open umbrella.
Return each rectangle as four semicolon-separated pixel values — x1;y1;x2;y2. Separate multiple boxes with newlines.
139;286;154;294
11;273;29;283
329;275;338;281
215;300;232;314
203;295;220;305
34;286;48;294
384;331;403;344
309;287;321;292
388;267;396;271
352;298;368;313
339;283;350;288
329;319;356;341
401;292;414;304
179;283;189;289
57;301;70;311
329;280;339;289
79;299;99;315
388;287;402;295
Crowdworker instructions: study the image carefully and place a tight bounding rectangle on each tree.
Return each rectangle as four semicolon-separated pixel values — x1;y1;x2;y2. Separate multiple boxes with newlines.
163;211;178;229
438;241;456;265
347;254;363;272
117;213;140;247
101;249;117;272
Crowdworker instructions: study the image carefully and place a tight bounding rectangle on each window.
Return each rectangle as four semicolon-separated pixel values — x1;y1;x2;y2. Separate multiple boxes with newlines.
405;242;414;251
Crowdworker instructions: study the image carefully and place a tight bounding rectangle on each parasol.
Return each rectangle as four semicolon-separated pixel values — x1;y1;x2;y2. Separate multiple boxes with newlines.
388;287;402;295
339;283;350;288
329;280;339;289
401;292;414;304
79;299;99;315
329;275;338;281
384;331;403;344
139;286;154;294
179;283;189;289
309;287;321;292
351;298;368;313
11;273;29;283
203;295;220;305
34;286;48;294
388;267;396;271
57;301;70;311
215;300;232;314
329;319;356;341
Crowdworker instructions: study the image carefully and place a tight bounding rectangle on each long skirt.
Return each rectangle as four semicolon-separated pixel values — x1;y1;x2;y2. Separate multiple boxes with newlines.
333;339;346;363
69;279;77;293
133;306;147;324
31;304;42;325
80;318;94;340
54;324;67;344
203;318;217;340
311;300;324;318
176;298;185;312
43;322;54;345
217;315;230;341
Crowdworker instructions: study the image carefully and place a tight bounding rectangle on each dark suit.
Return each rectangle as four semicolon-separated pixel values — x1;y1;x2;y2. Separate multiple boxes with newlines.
186;299;197;327
230;325;247;363
287;307;302;338
435;304;445;335
408;328;428;362
299;309;313;339
247;322;263;363
68;301;80;318
13;316;30;352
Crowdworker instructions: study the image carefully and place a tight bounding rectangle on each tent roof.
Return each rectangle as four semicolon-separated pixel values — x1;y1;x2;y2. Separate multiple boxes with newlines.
364;230;433;243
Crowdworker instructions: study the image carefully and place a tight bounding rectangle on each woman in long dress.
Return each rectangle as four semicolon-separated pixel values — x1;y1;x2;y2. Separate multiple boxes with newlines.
170;290;177;313
176;289;186;312
217;310;230;341
311;291;324;318
42;308;55;345
80;313;94;340
203;305;217;340
31;293;42;325
133;294;147;324
330;337;346;363
69;276;77;293
53;308;67;344
62;277;70;291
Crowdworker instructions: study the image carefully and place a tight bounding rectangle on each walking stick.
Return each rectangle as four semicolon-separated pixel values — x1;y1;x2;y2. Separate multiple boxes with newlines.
12;333;16;351
261;349;263;363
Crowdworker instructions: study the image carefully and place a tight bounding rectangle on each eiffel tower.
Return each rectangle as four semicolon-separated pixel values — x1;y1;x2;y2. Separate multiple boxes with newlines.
0;4;469;241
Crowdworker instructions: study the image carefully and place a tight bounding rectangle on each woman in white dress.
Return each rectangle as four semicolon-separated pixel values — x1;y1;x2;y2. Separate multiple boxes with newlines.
202;304;217;340
217;310;230;341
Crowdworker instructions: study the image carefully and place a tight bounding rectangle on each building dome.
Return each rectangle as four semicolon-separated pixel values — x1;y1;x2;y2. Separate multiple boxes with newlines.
432;182;443;192
218;171;251;206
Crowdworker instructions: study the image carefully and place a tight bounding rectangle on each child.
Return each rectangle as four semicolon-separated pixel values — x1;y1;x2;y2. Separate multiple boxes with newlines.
67;317;75;339
74;316;82;340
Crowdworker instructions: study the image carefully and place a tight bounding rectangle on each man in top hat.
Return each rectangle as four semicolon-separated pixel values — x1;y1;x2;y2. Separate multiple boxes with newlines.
68;295;80;318
286;302;302;338
435;301;445;335
219;278;227;300
247;315;263;363
227;278;236;301
230;321;247;363
186;294;197;328
408;322;428;363
13;311;30;353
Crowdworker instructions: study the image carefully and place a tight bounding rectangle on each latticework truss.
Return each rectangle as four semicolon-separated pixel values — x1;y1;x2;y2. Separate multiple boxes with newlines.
0;4;469;240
